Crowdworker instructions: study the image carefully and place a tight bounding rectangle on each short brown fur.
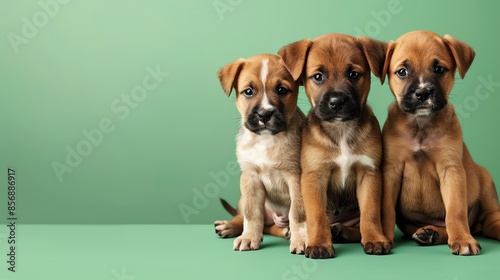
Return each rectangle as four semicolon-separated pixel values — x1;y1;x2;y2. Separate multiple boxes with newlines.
380;30;500;255
279;33;391;258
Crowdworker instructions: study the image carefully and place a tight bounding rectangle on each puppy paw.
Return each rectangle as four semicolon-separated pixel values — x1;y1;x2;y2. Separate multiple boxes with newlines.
214;220;240;238
233;234;262;251
448;236;481;256
289;235;306;255
362;240;392;255
305;245;335;259
289;224;307;254
412;227;440;246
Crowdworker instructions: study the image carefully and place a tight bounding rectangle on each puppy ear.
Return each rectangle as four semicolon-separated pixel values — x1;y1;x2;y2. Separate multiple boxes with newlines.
357;37;387;80
380;41;396;85
443;34;475;79
217;58;245;96
278;39;313;83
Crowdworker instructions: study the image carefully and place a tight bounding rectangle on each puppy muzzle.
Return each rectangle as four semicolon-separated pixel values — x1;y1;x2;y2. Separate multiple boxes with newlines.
245;106;287;135
314;91;360;122
401;82;447;116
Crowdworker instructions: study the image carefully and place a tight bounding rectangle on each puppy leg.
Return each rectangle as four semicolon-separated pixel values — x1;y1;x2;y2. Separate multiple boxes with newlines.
481;210;500;240
214;214;243;238
263;224;290;239
302;171;334;259
357;170;392;255
233;171;265;251
287;174;307;254
381;163;403;244
437;163;481;255
478;172;500;240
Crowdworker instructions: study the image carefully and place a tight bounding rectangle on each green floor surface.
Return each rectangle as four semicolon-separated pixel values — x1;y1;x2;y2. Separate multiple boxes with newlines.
0;224;498;280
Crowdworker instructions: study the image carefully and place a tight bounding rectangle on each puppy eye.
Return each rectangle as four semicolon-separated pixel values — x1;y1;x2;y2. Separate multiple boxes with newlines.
312;73;324;83
396;68;407;78
434;66;447;76
349;71;361;81
241;88;254;97
276;86;289;96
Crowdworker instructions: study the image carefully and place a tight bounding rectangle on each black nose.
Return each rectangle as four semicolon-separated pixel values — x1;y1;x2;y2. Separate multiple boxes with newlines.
257;109;275;124
329;96;347;111
415;88;431;102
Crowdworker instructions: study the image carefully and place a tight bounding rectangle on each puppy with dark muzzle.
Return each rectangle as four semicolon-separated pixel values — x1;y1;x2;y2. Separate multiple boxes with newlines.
214;54;307;253
381;30;500;255
279;33;391;258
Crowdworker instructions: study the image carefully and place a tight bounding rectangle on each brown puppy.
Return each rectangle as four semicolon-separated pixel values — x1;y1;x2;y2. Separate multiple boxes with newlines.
214;54;307;253
380;30;500;255
279;33;391;258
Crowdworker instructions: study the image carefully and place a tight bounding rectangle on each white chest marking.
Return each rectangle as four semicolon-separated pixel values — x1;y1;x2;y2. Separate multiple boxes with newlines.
237;130;276;169
334;138;375;187
260;58;273;110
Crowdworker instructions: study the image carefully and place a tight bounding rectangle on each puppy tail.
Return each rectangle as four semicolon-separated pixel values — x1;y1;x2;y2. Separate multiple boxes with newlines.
220;198;238;217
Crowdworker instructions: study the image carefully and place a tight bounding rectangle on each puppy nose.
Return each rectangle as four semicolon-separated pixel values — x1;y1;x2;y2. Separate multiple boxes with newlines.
329;96;346;110
415;88;431;102
257;109;275;124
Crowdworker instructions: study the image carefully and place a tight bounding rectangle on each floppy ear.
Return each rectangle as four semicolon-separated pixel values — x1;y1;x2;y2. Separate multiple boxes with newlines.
443;34;475;79
278;39;313;83
380;41;396;85
217;58;245;96
357;37;387;80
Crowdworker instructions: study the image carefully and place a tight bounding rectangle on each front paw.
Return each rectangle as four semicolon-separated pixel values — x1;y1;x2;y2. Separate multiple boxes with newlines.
305;244;335;259
289;226;307;254
289;236;306;255
362;239;392;255
449;236;481;256
233;234;262;251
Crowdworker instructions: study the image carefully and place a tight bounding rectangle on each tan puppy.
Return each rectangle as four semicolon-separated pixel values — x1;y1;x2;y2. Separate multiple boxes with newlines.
380;30;500;255
279;33;391;258
214;54;307;253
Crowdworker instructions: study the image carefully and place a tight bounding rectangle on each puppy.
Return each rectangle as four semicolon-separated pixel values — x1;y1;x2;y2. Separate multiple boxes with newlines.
279;33;391;258
214;54;307;253
380;30;500;255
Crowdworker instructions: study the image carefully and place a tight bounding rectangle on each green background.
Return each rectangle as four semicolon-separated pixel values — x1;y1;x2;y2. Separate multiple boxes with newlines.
1;1;499;280
1;0;499;226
